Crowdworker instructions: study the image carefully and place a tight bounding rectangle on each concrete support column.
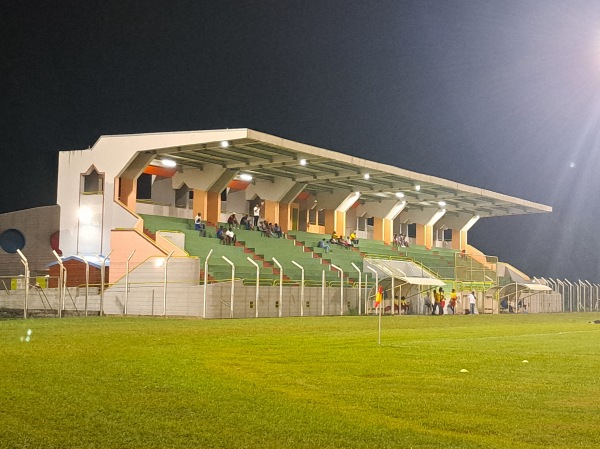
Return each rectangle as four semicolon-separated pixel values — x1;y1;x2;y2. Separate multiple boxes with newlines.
279;203;292;232
205;191;221;226
382;218;394;244
192;189;208;219
263;200;279;224
448;215;479;251
373;217;383;241
415;224;427;247
335;210;346;237
118;177;137;211
324;210;335;234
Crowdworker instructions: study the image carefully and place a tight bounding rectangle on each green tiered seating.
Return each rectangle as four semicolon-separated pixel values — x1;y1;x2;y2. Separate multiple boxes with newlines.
140;214;278;283
140;215;498;287
235;228;341;284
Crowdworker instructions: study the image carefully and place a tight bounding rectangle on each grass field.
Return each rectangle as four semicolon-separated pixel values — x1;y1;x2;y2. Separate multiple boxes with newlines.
1;313;600;449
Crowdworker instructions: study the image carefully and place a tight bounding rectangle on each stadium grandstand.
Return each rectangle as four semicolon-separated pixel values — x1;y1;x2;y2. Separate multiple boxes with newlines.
1;129;592;318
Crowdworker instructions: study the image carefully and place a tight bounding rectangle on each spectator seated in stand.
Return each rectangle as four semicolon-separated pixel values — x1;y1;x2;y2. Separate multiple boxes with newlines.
258;220;271;237
341;236;352;249
330;231;339;244
273;223;283;238
216;226;225;244
350;231;359;246
317;238;332;253
402;235;410;247
240;214;252;230
225;228;236;245
227;213;239;229
393;234;400;247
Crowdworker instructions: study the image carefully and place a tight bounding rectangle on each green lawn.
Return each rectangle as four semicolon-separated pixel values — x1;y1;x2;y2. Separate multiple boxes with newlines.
1;313;600;448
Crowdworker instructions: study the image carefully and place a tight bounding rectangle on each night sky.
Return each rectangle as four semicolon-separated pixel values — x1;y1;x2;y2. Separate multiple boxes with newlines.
3;1;600;281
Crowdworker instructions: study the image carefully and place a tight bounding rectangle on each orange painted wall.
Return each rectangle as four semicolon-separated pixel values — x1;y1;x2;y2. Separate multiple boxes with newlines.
205;191;221;225
335;210;346;237
109;229;167;283
263;200;279;224
373;217;383;241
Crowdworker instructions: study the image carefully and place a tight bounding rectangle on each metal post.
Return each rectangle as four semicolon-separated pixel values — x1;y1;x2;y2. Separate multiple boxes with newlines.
163;251;174;316
247;257;260;318
330;264;344;316
222;256;235;319
321;270;326;316
96;250;112;316
564;279;573;312
272;257;283;318
291;261;305;317
364;273;369;315
555;279;564;312
367;266;381;345
53;251;65;318
351;262;362;316
16;249;29;319
124;250;135;315
203;249;213;318
586;280;593;312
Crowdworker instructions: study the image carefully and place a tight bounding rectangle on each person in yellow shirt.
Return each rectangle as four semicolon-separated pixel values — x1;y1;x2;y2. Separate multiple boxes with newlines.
400;296;409;314
432;288;440;315
349;231;359;246
449;289;458;314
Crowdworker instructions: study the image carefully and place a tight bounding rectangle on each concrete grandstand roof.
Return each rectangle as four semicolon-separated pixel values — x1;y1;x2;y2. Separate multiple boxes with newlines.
133;128;551;218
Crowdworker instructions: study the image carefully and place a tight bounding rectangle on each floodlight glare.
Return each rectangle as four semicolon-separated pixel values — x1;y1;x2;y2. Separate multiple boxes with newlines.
395;192;405;198
78;206;93;224
239;173;253;181
220;140;230;148
299;159;307;166
415;185;421;191
363;173;370;180
438;201;446;207
161;159;177;168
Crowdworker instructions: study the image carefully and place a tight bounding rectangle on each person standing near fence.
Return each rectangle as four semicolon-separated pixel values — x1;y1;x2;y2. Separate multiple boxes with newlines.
468;290;476;315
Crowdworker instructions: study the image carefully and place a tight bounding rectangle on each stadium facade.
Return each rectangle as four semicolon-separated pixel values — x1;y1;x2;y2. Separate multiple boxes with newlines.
0;129;564;318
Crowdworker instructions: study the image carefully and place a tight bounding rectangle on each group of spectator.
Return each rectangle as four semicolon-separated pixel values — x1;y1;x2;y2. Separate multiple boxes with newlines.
216;226;236;245
423;288;477;315
329;231;359;249
393;233;410;247
258;220;283;238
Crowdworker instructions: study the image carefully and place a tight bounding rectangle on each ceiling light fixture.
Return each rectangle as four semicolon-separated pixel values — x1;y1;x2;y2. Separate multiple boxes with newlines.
220;140;230;148
161;159;176;168
239;173;253;181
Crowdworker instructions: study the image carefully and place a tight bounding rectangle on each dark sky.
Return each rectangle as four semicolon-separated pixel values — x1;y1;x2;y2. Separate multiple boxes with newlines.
3;1;600;281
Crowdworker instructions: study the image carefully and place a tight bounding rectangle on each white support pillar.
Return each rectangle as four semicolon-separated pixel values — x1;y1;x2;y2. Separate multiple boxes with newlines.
17;249;29;320
330;264;344;316
247;257;260;318
273;257;283;318
351;262;362;316
163;251;174;316
291;261;305;317
203;249;213;318
222;256;235;319
124;250;135;315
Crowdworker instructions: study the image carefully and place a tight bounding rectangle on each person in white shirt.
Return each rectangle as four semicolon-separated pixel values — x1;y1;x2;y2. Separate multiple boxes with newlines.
253;204;261;228
468;291;476;315
225;229;235;245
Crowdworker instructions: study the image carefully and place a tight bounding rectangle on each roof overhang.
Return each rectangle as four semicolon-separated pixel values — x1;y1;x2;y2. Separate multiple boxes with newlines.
363;258;446;287
119;128;552;218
